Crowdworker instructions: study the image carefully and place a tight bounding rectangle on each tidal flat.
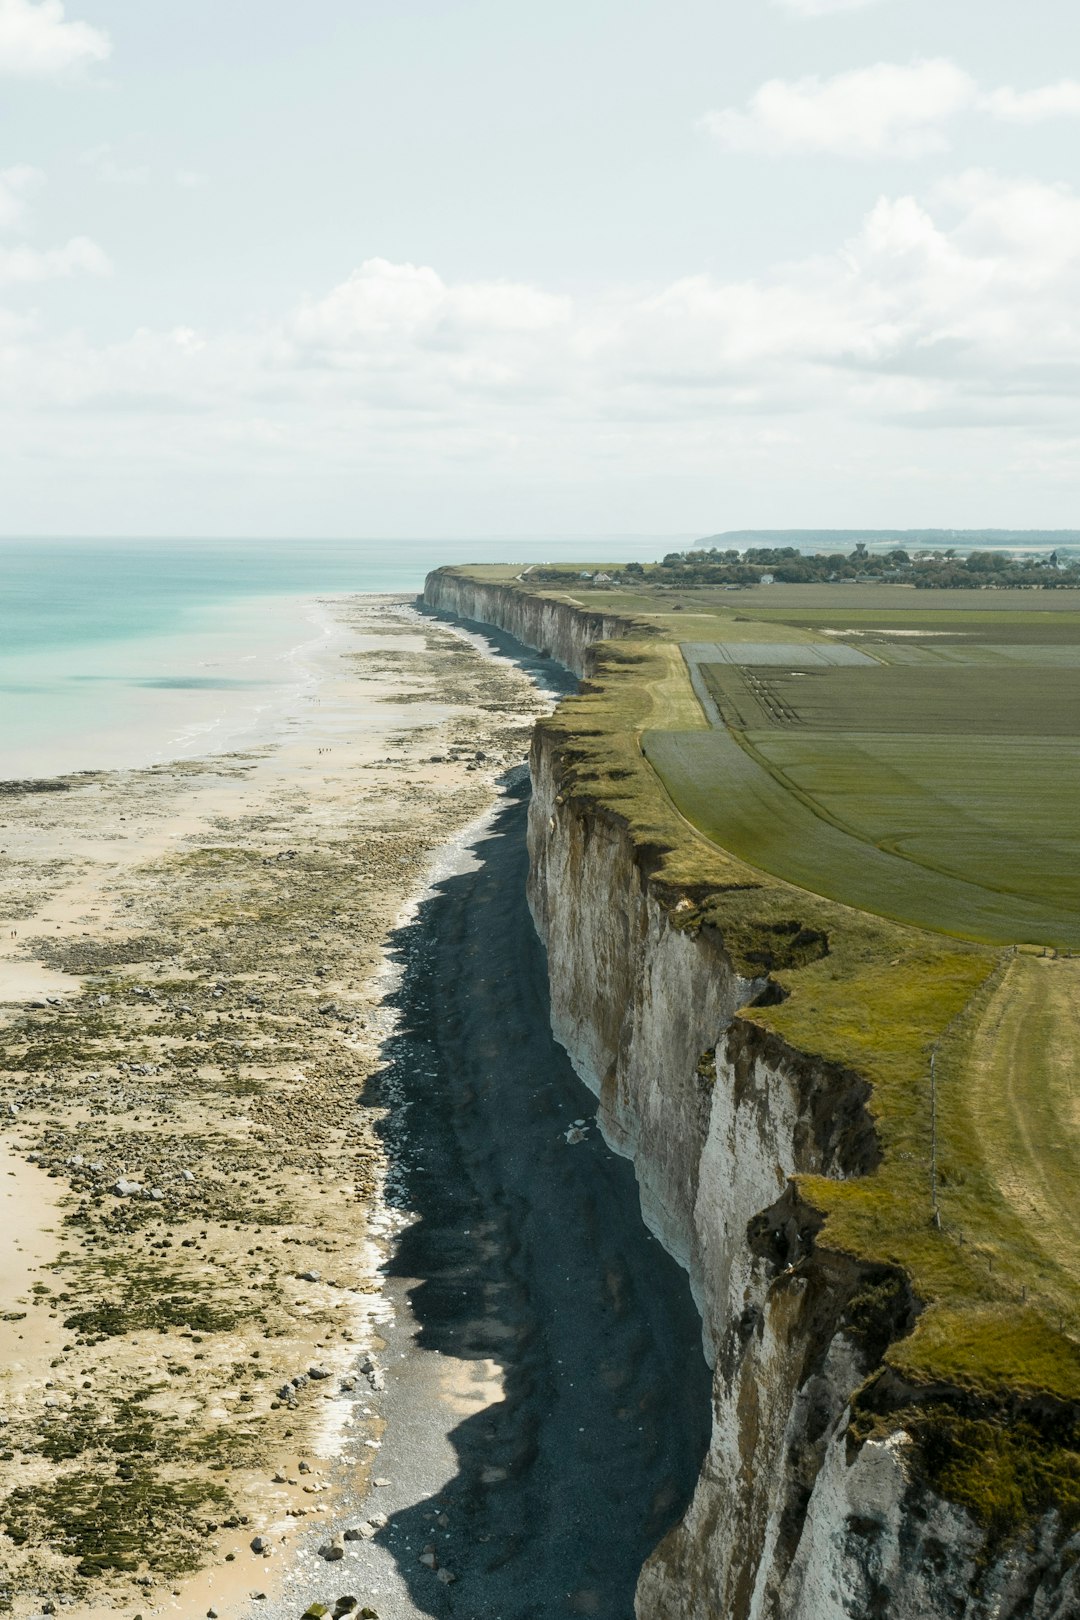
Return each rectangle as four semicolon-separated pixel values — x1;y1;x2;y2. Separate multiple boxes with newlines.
0;598;553;1618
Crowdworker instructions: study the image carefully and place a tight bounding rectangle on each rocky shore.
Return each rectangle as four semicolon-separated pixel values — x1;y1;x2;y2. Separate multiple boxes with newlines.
0;597;552;1619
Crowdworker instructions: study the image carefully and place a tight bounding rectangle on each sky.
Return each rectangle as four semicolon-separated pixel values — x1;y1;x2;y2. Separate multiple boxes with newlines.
2;0;1080;538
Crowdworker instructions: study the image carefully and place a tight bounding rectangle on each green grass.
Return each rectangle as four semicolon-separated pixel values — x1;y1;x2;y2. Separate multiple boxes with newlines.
638;649;1080;948
437;568;1080;1468
927;955;1080;1341
703;660;1080;733
643;727;1080;947
752;733;1080;922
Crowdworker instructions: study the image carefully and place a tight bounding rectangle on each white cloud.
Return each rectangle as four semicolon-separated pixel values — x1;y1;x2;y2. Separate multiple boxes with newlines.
0;0;110;79
0;233;109;282
80;144;149;186
704;63;1080;159
293;258;571;352
0;166;109;282
6;171;1080;524
702;60;976;158
175;169;208;190
774;0;883;14
982;80;1080;123
0;163;43;229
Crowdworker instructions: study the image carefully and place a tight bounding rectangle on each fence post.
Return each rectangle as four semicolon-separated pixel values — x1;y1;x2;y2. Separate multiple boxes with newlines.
930;1048;940;1227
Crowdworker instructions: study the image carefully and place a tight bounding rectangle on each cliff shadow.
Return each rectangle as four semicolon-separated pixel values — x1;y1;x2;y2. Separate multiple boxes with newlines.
357;776;712;1619
415;598;582;701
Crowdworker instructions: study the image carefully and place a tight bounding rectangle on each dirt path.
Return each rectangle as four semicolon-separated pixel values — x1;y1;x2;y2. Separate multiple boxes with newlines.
959;952;1080;1329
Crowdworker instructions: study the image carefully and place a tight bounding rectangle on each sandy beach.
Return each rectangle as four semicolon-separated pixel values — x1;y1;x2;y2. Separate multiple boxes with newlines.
0;596;711;1620
0;596;553;1618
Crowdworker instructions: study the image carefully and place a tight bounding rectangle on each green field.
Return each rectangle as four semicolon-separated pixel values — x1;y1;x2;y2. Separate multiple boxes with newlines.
938;953;1080;1338
436;566;1080;1501
636;610;1080;950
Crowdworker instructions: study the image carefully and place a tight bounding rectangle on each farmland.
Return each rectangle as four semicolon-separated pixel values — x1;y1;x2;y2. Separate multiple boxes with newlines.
641;607;1080;949
938;952;1080;1340
432;563;1080;1524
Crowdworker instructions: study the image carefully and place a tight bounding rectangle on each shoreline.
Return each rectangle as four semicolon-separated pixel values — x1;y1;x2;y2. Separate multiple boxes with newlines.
0;595;556;1618
310;776;711;1620
0;590;366;785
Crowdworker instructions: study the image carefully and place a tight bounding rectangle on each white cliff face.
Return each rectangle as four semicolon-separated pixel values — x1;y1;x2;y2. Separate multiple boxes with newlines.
531;741;1080;1620
423;570;640;677
526;741;764;1295
424;570;1080;1620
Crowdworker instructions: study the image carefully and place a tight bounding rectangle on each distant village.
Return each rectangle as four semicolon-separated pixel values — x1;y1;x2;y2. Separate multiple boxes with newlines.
533;543;1080;590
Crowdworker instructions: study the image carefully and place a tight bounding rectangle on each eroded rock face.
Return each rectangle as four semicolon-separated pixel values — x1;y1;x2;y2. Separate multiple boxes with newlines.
422;569;639;677
423;570;1080;1620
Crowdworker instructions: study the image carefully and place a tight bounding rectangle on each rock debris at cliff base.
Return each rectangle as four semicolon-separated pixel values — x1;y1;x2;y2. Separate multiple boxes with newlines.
0;598;549;1618
425;567;1080;1620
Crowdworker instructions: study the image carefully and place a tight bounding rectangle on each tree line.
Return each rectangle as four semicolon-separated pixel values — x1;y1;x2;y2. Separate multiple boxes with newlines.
533;545;1080;590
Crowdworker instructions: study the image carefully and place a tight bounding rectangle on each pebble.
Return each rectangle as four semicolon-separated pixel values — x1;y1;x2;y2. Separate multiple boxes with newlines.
0;609;530;1595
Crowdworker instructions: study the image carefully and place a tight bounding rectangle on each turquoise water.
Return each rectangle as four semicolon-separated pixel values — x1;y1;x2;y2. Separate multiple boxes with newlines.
0;537;669;776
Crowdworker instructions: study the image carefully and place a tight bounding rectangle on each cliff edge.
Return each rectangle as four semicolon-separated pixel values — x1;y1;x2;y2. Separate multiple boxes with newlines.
423;564;1080;1620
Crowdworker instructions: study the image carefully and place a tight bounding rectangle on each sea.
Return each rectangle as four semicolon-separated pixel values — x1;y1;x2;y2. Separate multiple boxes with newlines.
0;537;673;779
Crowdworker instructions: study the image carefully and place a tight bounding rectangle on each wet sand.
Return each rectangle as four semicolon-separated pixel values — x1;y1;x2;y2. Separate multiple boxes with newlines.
0;598;553;1617
0;603;711;1620
337;778;712;1619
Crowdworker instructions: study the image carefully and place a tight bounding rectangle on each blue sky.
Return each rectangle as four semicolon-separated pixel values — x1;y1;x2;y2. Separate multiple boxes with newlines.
2;0;1080;536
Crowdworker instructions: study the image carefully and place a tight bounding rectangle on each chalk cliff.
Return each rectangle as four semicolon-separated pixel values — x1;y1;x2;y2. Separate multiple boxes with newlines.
422;567;1080;1620
423;567;651;676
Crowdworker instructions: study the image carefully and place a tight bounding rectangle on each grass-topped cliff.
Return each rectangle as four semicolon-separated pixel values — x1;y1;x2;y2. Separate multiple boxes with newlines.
426;562;1080;1529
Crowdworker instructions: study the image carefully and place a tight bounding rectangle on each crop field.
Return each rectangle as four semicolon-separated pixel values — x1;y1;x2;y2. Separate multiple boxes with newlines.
445;565;1080;1441
634;595;1080;949
642;727;1080;947
701;661;1080;734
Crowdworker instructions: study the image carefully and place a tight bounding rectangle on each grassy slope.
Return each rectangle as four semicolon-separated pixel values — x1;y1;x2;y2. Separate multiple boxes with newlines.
437;570;1080;1456
942;954;1080;1341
